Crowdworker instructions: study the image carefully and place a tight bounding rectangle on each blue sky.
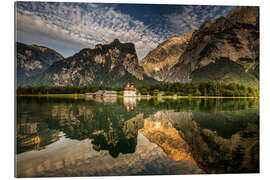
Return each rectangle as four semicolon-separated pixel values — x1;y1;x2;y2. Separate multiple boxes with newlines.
16;2;236;59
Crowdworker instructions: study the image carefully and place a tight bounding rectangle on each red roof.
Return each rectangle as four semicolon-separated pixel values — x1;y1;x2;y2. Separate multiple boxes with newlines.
124;87;135;91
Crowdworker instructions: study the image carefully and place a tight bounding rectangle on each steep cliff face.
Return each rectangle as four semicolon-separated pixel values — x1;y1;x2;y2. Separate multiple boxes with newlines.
139;34;192;81
16;42;64;86
141;6;259;87
167;6;259;86
28;39;156;86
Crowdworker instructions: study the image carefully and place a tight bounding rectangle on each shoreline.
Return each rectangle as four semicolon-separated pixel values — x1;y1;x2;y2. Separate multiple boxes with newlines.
16;94;259;99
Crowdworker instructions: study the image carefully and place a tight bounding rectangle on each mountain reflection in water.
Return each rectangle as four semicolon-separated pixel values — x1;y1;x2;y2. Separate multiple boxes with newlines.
16;96;259;177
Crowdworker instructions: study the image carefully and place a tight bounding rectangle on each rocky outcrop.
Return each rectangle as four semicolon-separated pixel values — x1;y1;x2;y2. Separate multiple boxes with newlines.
168;6;259;85
26;39;156;86
141;6;259;87
16;42;63;86
139;34;192;81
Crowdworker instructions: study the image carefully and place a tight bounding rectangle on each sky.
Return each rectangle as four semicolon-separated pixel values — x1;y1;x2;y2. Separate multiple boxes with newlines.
15;2;236;59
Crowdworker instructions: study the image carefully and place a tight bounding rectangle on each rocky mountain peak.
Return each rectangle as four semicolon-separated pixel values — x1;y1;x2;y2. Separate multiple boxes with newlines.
227;6;259;26
95;44;103;50
200;20;213;30
111;38;121;45
140;6;259;87
25;39;157;86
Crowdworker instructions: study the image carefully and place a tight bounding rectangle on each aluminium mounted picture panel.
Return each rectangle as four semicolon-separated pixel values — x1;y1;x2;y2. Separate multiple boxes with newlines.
15;1;259;177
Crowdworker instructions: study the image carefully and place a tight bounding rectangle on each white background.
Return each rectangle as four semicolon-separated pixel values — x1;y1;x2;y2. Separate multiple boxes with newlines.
0;0;269;179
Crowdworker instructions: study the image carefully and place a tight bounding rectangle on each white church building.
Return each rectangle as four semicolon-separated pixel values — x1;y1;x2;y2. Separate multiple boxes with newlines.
123;82;137;97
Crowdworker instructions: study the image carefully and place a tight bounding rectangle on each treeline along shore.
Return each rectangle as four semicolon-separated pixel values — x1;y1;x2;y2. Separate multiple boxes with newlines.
17;82;259;97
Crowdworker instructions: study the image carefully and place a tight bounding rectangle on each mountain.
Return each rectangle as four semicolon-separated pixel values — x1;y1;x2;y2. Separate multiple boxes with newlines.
190;57;258;87
18;6;259;88
141;6;259;87
139;34;192;81
26;39;157;87
17;42;64;86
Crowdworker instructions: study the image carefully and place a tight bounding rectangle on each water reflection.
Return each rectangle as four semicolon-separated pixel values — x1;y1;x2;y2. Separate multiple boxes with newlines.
140;113;197;163
17;122;60;153
85;96;117;104
16;96;259;177
123;97;137;112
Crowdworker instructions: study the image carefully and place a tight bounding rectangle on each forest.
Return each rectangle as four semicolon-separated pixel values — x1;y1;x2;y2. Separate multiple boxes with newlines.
17;82;259;97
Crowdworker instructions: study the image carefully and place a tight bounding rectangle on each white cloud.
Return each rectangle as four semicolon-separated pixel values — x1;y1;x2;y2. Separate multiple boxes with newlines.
16;2;164;59
15;3;235;59
164;5;235;36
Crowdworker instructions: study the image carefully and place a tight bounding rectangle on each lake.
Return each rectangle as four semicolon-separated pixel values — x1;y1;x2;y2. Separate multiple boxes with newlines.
16;96;259;177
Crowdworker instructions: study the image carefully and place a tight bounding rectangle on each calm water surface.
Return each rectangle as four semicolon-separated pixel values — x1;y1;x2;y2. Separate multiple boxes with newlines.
16;96;259;177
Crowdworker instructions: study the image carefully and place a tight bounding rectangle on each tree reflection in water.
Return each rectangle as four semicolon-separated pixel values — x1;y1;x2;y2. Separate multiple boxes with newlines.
17;96;259;175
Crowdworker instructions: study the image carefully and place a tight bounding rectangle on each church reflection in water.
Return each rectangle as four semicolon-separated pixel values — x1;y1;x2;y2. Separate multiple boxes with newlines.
123;97;137;112
85;96;138;112
16;97;259;177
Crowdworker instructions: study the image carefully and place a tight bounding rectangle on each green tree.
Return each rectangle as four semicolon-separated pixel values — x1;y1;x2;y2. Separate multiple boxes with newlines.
152;89;160;96
141;88;149;95
165;91;174;96
194;89;201;96
117;91;123;96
